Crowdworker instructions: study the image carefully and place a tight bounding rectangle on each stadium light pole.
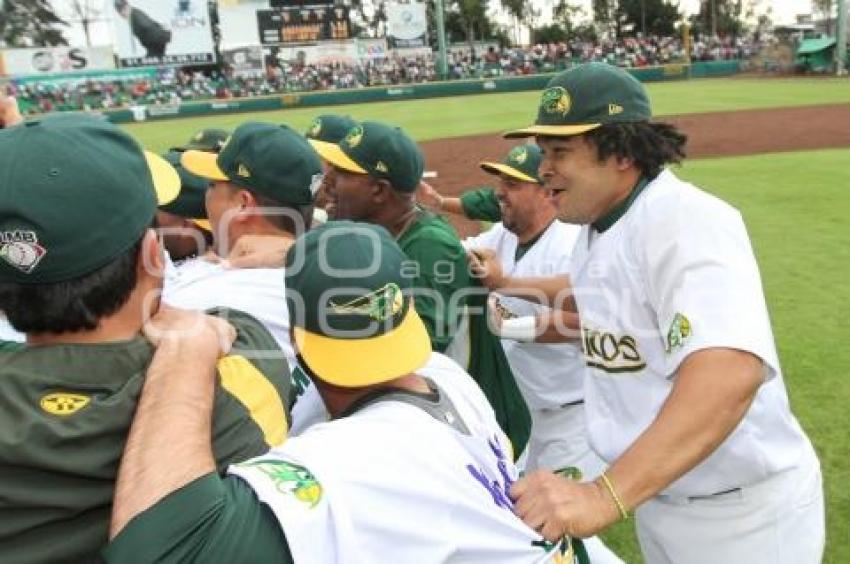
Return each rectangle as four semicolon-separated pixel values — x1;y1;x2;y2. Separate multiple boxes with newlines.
434;0;449;79
838;0;848;75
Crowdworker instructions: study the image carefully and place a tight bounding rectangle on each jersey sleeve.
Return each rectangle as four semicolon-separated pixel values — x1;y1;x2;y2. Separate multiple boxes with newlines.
102;473;293;564
460;187;502;222
402;227;472;353
640;195;780;381
461;222;503;252
206;308;293;470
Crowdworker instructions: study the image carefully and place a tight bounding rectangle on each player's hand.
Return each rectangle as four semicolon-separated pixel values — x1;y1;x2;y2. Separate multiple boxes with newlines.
510;470;621;540
0;93;23;128
142;305;236;359
467;248;506;289
220;234;294;269
417;180;444;210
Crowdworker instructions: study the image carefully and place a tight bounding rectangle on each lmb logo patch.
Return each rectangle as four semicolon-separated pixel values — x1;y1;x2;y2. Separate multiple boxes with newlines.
40;393;90;416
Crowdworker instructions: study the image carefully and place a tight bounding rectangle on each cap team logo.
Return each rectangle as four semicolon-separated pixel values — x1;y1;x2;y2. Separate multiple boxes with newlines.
193;131;205;142
40;392;90;416
508;146;528;165
0;230;47;274
329;282;403;321
540;86;571;116
308;118;322;138
344;125;364;149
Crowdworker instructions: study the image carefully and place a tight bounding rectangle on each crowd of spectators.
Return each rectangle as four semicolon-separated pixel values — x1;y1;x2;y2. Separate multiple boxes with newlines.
4;34;762;115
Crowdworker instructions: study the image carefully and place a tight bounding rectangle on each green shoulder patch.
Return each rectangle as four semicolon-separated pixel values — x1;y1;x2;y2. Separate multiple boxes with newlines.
239;459;323;508
666;312;692;353
540;86;571;116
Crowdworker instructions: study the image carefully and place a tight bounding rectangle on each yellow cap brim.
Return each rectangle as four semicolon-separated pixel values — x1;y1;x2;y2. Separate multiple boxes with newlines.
144;151;180;206
191;219;212;231
180;149;229;181
310;141;368;175
293;303;431;387
480;162;540;184
503;123;602;139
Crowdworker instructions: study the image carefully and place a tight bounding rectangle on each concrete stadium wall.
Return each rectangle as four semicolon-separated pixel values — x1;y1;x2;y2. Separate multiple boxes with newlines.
105;61;742;124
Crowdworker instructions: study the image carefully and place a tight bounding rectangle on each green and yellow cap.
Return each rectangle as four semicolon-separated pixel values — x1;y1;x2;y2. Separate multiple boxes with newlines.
304;114;358;154
480;144;544;184
159;149;210;221
505;62;651;138
285;221;431;387
312;121;424;193
0;114;180;284
175;128;230;152
181;122;323;206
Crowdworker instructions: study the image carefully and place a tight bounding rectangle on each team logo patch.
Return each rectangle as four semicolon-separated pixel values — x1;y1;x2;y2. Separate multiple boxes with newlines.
40;393;90;416
608;103;624;116
329;282;403;321
508;145;528;165
0;230;47;274
239;459;323;508
344;125;364;149
237;163;252;178
666;312;692;353
308;117;322;138
540;86;571;116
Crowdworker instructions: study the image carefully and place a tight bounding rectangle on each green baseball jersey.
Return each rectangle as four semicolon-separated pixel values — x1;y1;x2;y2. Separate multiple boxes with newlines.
396;209;471;353
460;187;501;222
0;308;291;564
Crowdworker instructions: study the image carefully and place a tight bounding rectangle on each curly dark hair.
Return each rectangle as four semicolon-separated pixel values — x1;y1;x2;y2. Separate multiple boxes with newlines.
583;122;688;180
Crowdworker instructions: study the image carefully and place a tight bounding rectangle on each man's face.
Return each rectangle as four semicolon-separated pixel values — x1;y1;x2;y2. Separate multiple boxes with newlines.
324;166;376;221
205;181;242;254
537;135;622;225
495;174;547;237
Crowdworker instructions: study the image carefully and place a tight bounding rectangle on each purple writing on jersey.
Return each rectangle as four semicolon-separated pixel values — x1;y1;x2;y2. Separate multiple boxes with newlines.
466;436;516;510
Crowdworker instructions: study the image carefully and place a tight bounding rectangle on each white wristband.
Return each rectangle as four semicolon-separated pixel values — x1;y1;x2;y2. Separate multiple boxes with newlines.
498;316;538;342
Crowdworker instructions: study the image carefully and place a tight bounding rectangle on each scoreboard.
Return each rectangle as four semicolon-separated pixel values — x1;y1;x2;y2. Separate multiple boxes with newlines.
258;6;350;44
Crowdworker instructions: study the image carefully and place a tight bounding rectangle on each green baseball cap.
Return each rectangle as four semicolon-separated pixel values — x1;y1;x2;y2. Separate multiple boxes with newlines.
312;121;424;192
505;62;652;138
181;122;323;206
480;144;544;184
285;221;431;387
176;128;230;152
304;114;358;153
0;114;180;284
159;149;209;220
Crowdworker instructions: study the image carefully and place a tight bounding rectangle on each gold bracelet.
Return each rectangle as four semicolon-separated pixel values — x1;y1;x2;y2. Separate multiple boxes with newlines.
599;472;629;521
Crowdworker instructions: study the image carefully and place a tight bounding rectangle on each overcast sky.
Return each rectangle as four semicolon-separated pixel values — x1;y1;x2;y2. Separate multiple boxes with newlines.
50;0;817;49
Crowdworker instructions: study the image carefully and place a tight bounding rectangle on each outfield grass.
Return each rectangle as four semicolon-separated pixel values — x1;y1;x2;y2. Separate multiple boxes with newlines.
598;148;850;563
125;77;850;152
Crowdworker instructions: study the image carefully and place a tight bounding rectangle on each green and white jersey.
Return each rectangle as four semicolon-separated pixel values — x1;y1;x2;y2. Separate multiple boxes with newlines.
0;308;291;564
230;352;579;564
570;169;813;498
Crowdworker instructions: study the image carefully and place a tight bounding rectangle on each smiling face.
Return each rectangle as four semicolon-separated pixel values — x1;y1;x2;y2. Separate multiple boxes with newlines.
537;135;627;225
324;166;377;222
495;174;549;239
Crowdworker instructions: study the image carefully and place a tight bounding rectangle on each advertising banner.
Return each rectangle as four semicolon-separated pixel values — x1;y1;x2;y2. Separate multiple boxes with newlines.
387;2;428;49
257;6;350;45
0;46;115;77
222;45;266;76
112;0;215;67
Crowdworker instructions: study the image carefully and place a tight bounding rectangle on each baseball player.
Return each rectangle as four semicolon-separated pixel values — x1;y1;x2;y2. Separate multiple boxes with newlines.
304;113;358;220
312;121;533;453
418;180;502;222
105;222;589;564
0;115;291;562
165;121;326;435
157;128;229;261
483;63;823;563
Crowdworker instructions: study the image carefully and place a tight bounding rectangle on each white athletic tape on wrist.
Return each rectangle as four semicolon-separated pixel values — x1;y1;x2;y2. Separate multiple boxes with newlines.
498;316;537;342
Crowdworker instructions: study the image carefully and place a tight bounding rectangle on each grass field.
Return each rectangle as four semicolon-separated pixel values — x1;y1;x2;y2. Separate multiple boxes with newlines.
124;77;850;152
127;77;850;562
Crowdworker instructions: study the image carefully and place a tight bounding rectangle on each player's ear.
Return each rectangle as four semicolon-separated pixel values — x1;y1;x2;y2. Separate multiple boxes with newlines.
138;228;165;278
372;179;392;203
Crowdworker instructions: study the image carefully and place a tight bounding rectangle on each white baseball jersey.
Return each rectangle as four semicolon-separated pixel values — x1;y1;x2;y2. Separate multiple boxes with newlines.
463;220;584;409
0;315;23;343
570;169;814;497
229;352;575;564
163;256;327;436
